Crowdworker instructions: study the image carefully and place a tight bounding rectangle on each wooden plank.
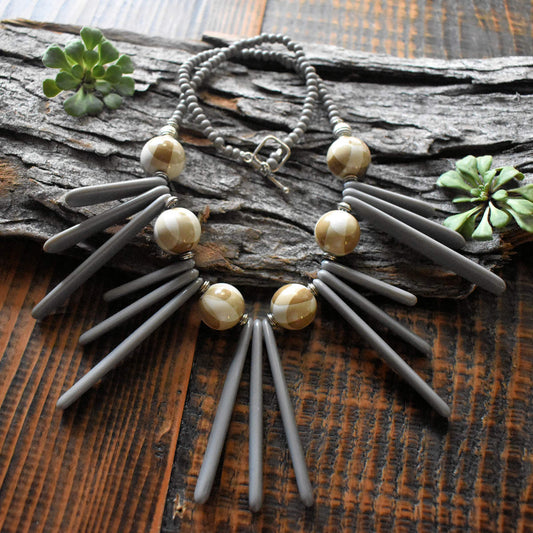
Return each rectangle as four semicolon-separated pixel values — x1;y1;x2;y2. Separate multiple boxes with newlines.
0;0;268;40
0;240;200;532
261;0;533;59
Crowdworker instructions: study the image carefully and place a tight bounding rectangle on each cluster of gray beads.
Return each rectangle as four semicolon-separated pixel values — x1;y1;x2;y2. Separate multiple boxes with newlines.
168;33;344;171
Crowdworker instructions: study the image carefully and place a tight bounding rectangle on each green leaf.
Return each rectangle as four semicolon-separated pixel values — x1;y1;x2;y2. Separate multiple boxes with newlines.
43;78;62;97
492;189;508;201
104;64;122;83
471;207;493;240
99;40;119;65
42;44;71;70
83;49;99;69
456;155;482;186
442;206;482;232
489;202;510;228
114;76;135;96
85;93;104;115
95;79;113;95
437;170;473;192
92;65;106;78
55;71;81;90
64;39;85;63
482;168;497;186
505;198;533;215
103;93;123;109
492;166;524;189
80;27;104;50
476;155;493;175
452;196;477;203
509;184;533;202
71;64;84;79
507;209;533;232
115;54;134;73
64;87;90;116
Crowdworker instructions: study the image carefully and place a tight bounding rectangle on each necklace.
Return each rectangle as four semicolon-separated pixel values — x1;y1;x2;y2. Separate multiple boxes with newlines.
32;33;506;510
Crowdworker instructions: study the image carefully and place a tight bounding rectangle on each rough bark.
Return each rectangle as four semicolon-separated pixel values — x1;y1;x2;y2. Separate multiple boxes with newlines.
1;20;532;298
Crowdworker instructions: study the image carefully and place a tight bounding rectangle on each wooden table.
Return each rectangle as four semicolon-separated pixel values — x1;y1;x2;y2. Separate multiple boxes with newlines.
1;2;532;532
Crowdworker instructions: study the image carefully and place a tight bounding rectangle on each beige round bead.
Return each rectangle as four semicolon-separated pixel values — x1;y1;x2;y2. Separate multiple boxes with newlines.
154;207;201;254
199;283;245;330
314;210;361;256
270;283;317;330
326;136;371;179
140;135;186;180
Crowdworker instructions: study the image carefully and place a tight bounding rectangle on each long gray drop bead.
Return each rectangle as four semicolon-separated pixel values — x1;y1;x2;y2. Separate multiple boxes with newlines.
313;279;451;418
103;259;196;302
44;185;170;253
249;319;263;512
194;320;254;504
343;187;465;249
344;195;506;295
317;270;432;355
32;194;170;320
344;180;437;218
321;260;417;306
262;319;314;507
65;177;168;207
56;277;203;409
79;269;200;345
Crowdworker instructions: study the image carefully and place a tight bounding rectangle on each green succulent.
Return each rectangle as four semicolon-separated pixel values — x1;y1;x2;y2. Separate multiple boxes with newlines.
437;155;532;240
42;27;135;117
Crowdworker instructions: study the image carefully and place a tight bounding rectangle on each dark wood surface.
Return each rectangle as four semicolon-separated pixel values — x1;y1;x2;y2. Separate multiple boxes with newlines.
0;4;532;533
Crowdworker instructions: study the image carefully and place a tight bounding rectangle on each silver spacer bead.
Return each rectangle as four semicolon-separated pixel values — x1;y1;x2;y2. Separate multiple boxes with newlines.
177;250;195;261
200;280;212;295
337;201;352;212
154;170;169;181
323;253;338;262
165;196;180;209
333;122;353;138
158;125;178;138
267;312;281;329
239;313;250;326
307;282;318;297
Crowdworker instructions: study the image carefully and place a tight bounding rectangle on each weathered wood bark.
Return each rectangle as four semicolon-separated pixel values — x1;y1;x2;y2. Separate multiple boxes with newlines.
0;20;532;299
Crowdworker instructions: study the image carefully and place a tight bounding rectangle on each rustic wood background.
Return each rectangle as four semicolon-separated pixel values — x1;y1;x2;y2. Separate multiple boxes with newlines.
0;2;532;532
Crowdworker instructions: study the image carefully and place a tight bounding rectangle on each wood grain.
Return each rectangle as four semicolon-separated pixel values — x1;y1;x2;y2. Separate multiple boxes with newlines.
0;240;200;533
261;0;533;59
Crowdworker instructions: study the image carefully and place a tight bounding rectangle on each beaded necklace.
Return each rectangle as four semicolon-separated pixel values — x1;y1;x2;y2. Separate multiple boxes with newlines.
32;34;505;510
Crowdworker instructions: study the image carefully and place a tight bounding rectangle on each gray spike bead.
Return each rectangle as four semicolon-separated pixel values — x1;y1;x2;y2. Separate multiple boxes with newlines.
194;320;254;504
32;194;170;320
44;185;170;253
65;177;168;207
79;269;200;345
249;319;264;512
313;279;451;418
343;195;506;295
317;270;432;355
56;277;204;409
262;319;314;507
103;259;196;302
321;260;417;306
343;187;465;249
344;181;437;218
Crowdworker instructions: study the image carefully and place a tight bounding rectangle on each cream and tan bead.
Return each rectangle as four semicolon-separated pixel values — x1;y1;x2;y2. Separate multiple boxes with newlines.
140;135;186;180
314;210;361;256
154;207;201;254
326;136;371;179
270;283;317;330
199;283;245;330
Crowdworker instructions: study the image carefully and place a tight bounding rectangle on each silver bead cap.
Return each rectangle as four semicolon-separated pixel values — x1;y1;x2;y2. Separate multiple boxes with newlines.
267;312;281;329
333;122;353;138
200;280;212;295
158;125;178;138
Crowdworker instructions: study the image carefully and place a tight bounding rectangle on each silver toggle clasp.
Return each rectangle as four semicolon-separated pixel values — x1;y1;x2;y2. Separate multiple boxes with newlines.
242;135;291;194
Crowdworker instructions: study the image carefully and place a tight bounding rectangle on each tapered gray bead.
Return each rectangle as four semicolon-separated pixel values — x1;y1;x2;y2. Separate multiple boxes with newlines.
343;195;506;295
65;177;168;207
317;270;432;355
249;319;263;512
343;187;465;249
79;269;199;345
313;279;451;418
262;319;314;507
344;181;437;218
194;320;253;504
56;277;203;409
103;259;196;302
44;185;169;253
32;194;170;320
321;260;417;306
